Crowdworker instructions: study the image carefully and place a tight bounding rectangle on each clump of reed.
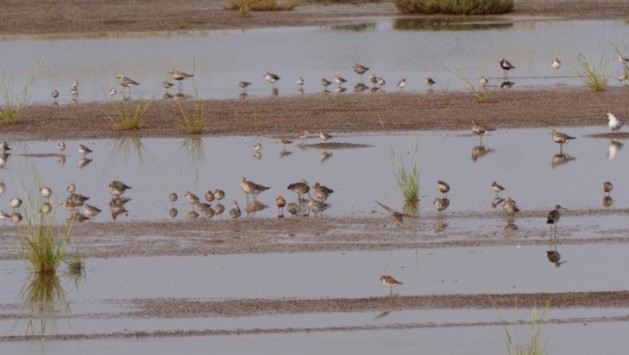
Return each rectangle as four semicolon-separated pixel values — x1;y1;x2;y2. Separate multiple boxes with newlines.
501;304;549;355
379;116;420;204
105;99;150;130
225;0;300;13
574;52;608;92
450;68;495;103
394;0;513;15
0;62;40;125
178;101;206;134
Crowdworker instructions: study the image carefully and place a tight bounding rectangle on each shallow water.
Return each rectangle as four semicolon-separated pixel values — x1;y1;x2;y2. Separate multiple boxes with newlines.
1;20;629;104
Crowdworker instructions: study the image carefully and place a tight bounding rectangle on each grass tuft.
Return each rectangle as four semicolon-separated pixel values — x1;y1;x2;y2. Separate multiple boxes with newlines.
449;68;495;103
105;99;150;130
0;62;40;125
574;52;608;92
379;116;420;204
225;0;300;12
393;0;513;15
178;101;206;134
501;303;549;355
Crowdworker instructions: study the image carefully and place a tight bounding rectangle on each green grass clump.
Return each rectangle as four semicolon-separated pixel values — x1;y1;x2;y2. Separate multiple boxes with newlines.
106;99;150;130
574;52;608;92
394;0;513;15
178;19;190;29
501;304;549;355
0;63;40;125
450;69;495;103
178;101;206;134
225;0;300;12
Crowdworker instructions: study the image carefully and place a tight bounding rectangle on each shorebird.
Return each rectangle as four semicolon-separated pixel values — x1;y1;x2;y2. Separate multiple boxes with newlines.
66;183;76;193
547;204;567;234
500;81;515;89
606;113;624;132
70;87;79;101
376;201;415;223
169;69;194;92
185;191;200;204
380;275;402;296
334;75;347;87
397;78;407;90
40;187;52;200
298;130;309;140
603;181;613;196
40;202;52;215
287;180;310;201
547;250;566;267
213;189;225;201
239;81;251;93
499;58;515;79
433;198;450;212
313;182;333;201
253;142;262;152
83;203;102;218
162;81;175;90
0;141;9;153
169;192;178;203
110;196;130;208
618;54;629;64
279;138;293;147
308;198;329;218
205;190;215;203
78;144;92;156
116;75;140;97
550;129;576;152
368;74;378;86
264;72;280;86
286;202;301;217
619;73;629;82
479;76;489;87
437;180;450;198
297;76;304;87
109;180;131;196
276;196;286;217
68;192;89;206
213;204;225;215
51;89;59;100
9;197;22;211
229;201;241;220
471;120;496;143
491;181;505;196
425;77;436;87
552;58;561;69
321;78;332;89
319;131;333;142
376;77;386;87
10;212;22;224
110;205;128;220
240;177;270;200
57;141;65;151
354;82;369;93
353;64;369;80
502;197;520;217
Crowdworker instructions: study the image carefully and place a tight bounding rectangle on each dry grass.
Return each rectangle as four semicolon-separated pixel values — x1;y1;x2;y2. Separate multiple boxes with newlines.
394;0;513;14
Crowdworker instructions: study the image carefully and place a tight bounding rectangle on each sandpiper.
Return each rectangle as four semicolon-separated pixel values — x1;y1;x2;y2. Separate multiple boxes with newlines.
502;197;520;217
185;191;200;204
308;198;329;218
205;190;215;203
68;192;89;206
109;180;131;196
313;182;333;201
286;202;301;217
479;76;489;87
499;58;515;79
437;180;450;197
380;275;402;295
353;64;369;76
491;181;505;196
162;81;175;90
471;120;496;142
603;181;613;196
276;195;286;217
41;202;52;215
51;89;59;100
213;189;225;201
297;77;304;87
376;201;415;223
376;77;386;87
368;74;378;86
546;204;567;234
40;187;52;199
397;78;406;90
319;131;333;142
213;203;225;215
239;81;251;93
240;177;270;200
550;129;576;152
169;192;178;203
552;58;561;69
433;197;450;212
279;138;293;146
116;75;140;97
169;69;194;92
253;142;262;152
78;144;92;156
287;180;310;200
83;203;102;218
334;75;347;87
0;141;10;152
9;197;22;210
229;201;241;220
298;130;309;140
264;72;280;86
67;183;76;193
425;77;436;87
321;78;332;89
606;113;624;132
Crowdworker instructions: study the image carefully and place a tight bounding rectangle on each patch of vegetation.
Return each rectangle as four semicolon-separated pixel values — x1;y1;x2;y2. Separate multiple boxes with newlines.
379;116;420;204
394;0;513;15
178;101;206;135
105;99;150;130
225;0;300;12
450;69;495;103
501;303;549;355
574;52;608;92
178;19;190;30
0;62;40;125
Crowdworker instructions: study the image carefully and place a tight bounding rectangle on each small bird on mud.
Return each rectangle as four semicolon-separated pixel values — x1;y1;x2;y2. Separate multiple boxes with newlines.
552;58;561;69
606;113;624;132
491;181;505;196
376;201;416;223
437;180;450;198
380;275;403;295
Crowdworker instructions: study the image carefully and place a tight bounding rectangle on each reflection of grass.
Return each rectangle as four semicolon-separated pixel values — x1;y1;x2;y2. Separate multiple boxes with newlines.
379;116;420;204
501;303;549;355
108;137;145;166
574;52;608;92
21;273;70;336
450;68;494;103
105;99;150;130
179;138;206;187
394;0;513;15
0;61;40;124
